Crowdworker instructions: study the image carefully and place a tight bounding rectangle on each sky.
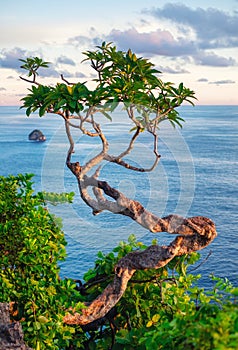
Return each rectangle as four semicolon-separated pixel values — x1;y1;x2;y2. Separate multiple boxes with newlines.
0;0;238;105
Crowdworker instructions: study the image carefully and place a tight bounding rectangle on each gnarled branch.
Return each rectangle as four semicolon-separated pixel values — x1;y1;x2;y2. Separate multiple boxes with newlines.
64;215;216;325
64;162;217;326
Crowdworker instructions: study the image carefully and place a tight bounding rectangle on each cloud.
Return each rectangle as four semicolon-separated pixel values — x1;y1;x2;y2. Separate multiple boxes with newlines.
56;55;76;66
74;71;87;79
157;65;190;74
0;47;29;70
37;66;59;78
194;52;236;67
105;27;236;69
102;4;238;69
67;34;104;50
0;47;88;82
209;79;236;85
197;78;208;82
0;87;6;91
146;4;238;49
107;27;196;56
66;4;237;70
0;47;61;78
67;35;93;47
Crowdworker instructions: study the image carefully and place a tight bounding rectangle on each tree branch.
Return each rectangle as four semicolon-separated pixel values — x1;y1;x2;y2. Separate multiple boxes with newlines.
19;75;40;86
80;124;109;176
109;126;141;160
104;126;161;172
64;214;216;326
60;74;75;85
64;165;217;326
104;156;160;172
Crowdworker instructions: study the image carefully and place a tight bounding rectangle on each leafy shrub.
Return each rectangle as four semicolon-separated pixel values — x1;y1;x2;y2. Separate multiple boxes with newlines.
81;237;238;349
0;174;85;349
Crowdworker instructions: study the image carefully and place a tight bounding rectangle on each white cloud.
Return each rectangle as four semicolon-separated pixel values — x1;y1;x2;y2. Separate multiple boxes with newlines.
157;65;190;74
56;55;76;66
147;4;238;49
67;35;93;47
194;52;237;66
197;78;209;82
107;27;196;56
209;79;236;84
0;47;30;70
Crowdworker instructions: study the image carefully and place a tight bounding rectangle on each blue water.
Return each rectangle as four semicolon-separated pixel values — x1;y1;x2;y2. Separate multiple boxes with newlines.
0;105;237;287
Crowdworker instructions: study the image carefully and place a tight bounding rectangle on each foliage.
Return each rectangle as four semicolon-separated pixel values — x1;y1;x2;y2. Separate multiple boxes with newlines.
80;236;238;349
20;42;196;130
19;57;50;78
113;275;238;350
0;174;85;349
0;175;237;349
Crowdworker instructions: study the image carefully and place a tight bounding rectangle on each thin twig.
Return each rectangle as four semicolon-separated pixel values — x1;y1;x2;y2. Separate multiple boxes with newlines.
61;74;75;85
19;75;40;85
187;250;212;273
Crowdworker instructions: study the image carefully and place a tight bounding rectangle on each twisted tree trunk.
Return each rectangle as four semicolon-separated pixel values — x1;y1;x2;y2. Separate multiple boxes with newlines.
64;162;217;326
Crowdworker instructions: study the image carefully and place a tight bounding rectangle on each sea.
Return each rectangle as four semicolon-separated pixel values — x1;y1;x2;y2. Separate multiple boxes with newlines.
0;105;237;288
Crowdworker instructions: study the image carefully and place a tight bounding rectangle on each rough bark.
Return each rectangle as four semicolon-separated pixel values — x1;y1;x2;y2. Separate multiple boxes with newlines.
63;162;217;326
0;303;32;350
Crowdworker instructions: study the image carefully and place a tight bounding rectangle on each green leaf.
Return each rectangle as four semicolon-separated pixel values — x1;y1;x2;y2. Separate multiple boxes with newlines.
39;105;46;117
101;110;112;120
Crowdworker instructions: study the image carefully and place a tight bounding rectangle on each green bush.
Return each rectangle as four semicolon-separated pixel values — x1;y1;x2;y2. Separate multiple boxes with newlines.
0;174;237;349
81;238;238;349
0;174;85;349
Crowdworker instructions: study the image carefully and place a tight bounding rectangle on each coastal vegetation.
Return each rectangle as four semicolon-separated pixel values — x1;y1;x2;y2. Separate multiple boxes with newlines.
0;43;237;348
0;174;237;349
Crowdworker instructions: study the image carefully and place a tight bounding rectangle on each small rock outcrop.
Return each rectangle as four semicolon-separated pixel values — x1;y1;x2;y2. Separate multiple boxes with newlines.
0;303;32;350
28;129;46;142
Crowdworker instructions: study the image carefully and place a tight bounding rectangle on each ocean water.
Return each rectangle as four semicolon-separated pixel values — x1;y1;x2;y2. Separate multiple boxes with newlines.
0;105;237;288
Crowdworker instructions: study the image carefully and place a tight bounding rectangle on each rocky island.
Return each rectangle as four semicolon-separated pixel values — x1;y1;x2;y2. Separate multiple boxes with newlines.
28;129;46;142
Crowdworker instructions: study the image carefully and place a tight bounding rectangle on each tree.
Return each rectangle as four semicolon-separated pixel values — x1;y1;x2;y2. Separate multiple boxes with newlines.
19;42;217;326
